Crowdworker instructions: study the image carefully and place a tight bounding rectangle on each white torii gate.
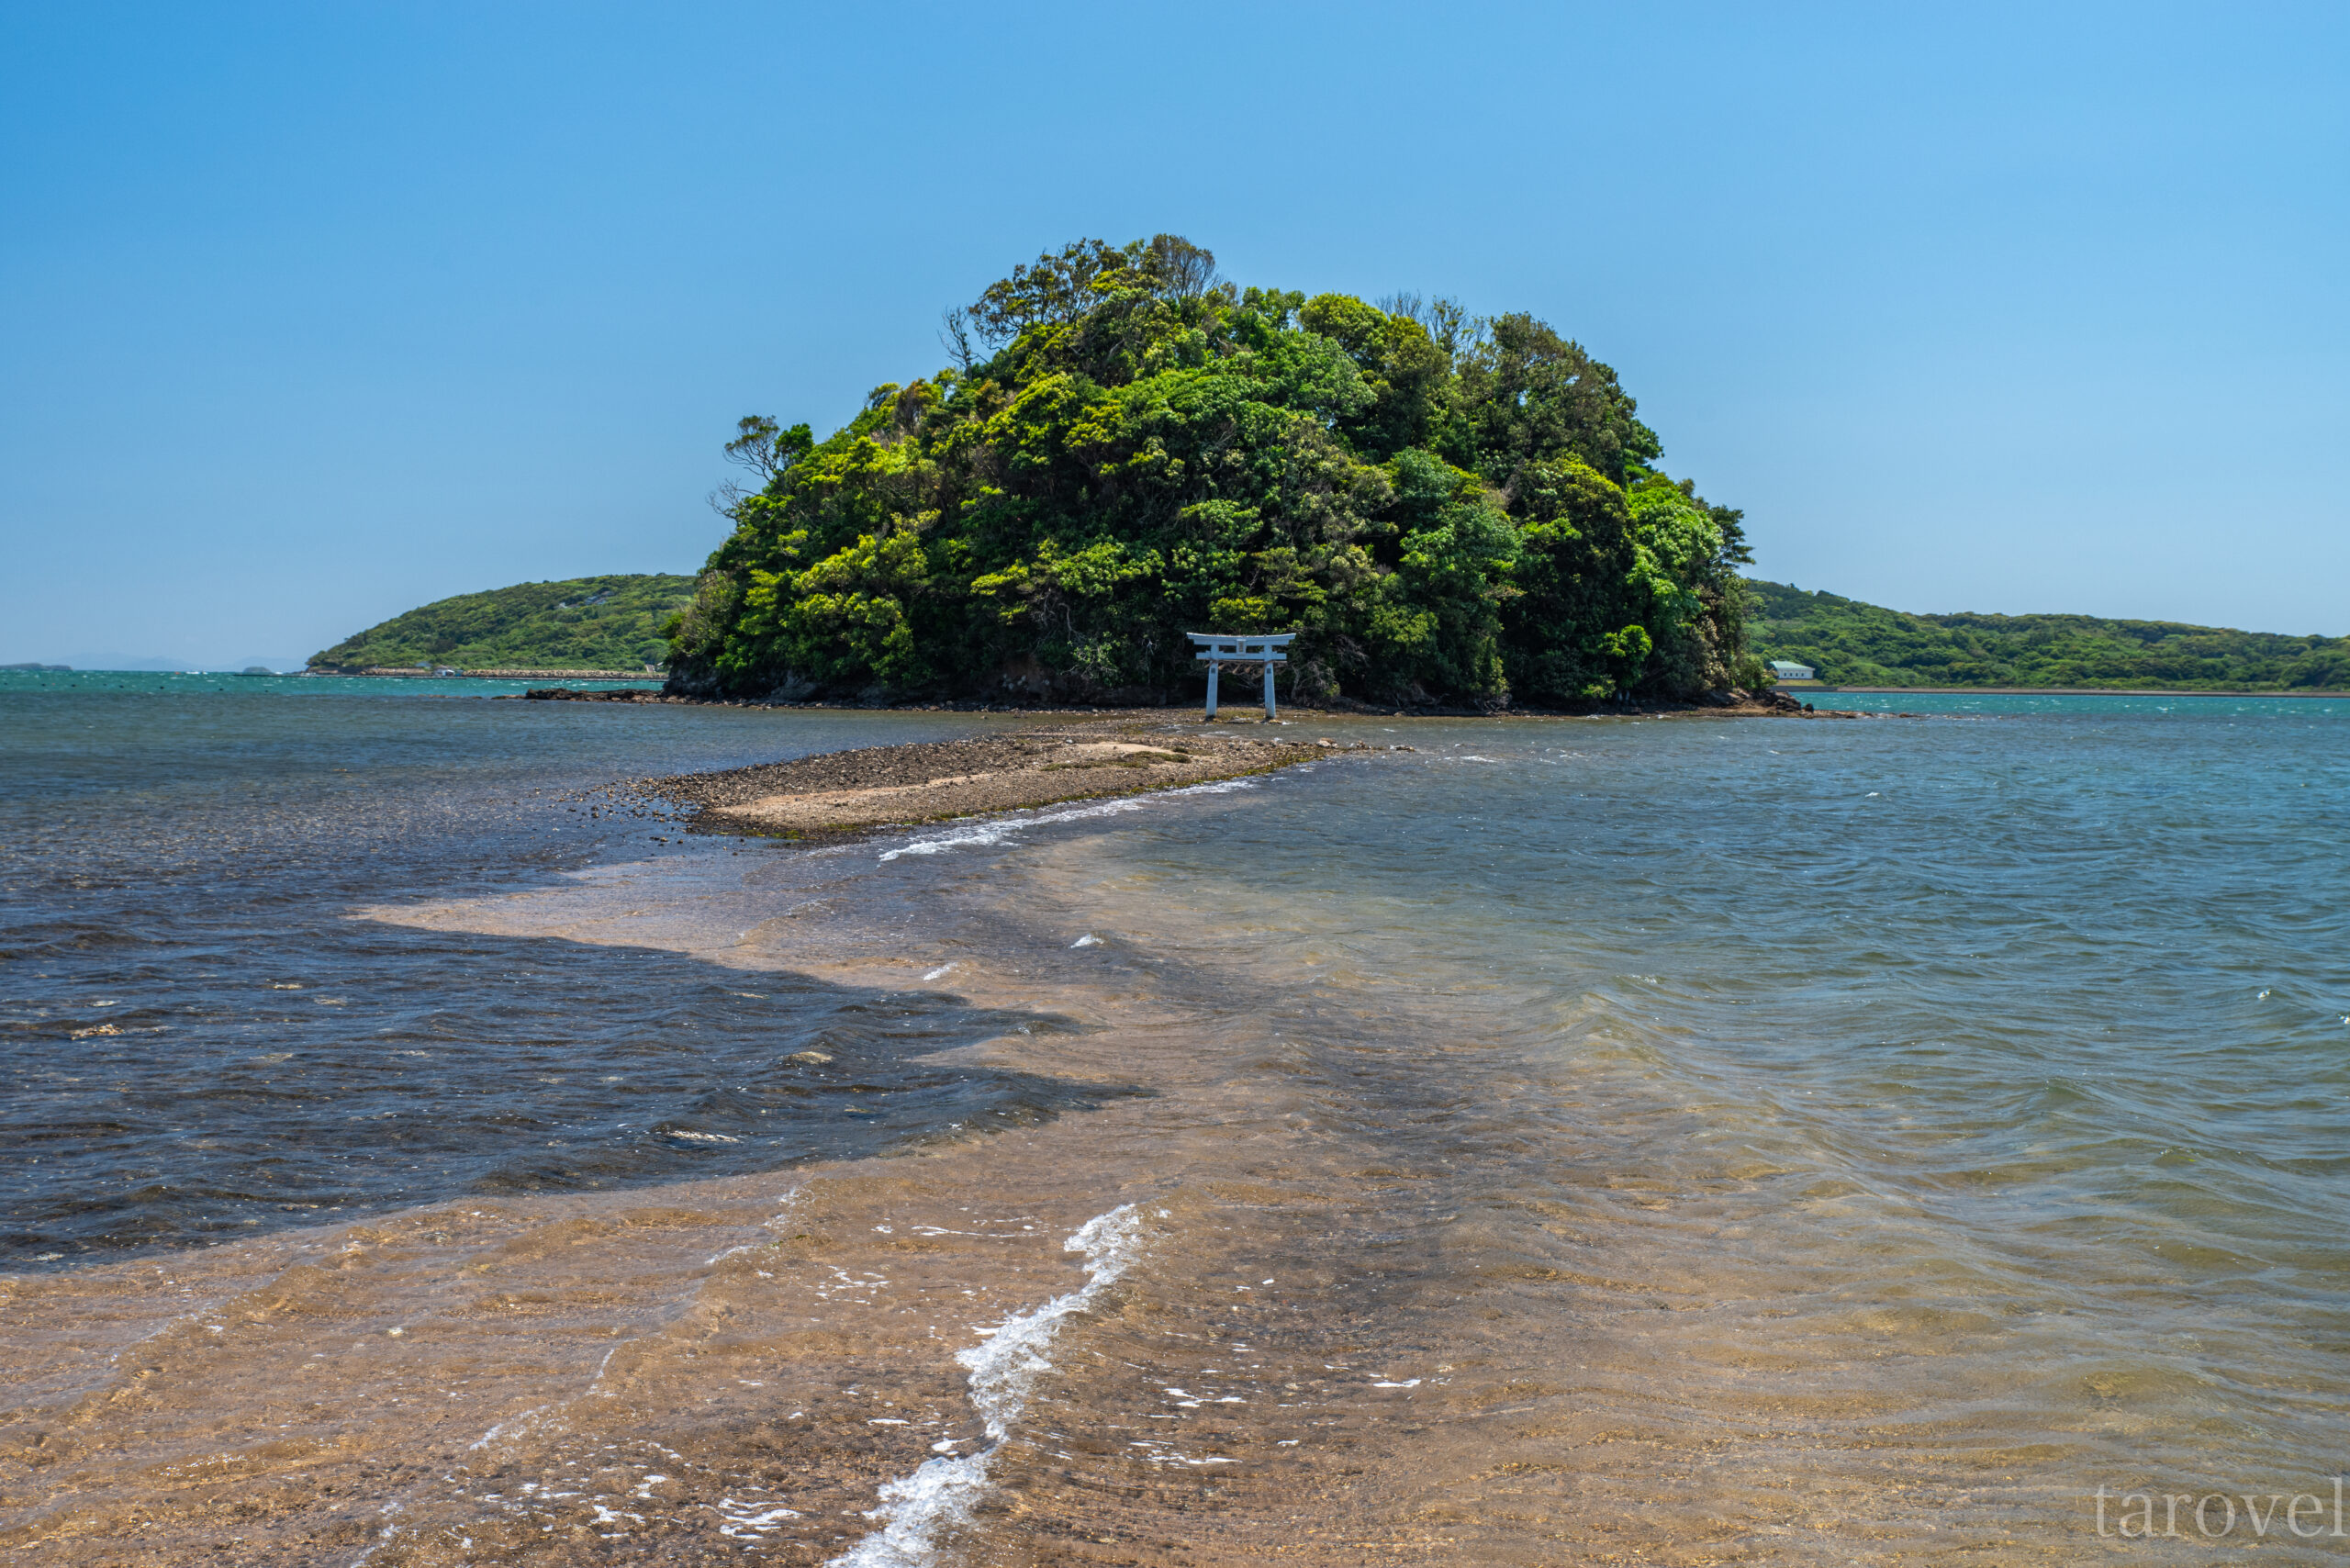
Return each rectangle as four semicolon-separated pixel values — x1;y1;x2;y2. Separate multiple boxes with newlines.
1189;632;1294;720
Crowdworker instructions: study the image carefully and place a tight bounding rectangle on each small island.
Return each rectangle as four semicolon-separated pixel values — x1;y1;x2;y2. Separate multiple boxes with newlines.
293;238;2349;704
664;236;1765;711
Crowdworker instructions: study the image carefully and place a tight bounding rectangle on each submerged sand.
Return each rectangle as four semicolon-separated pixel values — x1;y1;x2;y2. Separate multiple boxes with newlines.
1;712;2002;1567
0;807;1475;1567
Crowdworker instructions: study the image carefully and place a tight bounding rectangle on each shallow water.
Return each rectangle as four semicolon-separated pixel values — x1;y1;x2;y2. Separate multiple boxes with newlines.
0;686;1071;1263
5;682;2348;1562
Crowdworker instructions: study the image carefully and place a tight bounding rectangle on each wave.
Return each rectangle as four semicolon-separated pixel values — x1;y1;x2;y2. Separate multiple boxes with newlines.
875;778;1259;863
826;1204;1147;1567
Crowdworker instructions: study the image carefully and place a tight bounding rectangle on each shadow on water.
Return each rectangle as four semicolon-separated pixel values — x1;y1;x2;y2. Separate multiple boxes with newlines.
2;915;1133;1270
0;686;1101;1272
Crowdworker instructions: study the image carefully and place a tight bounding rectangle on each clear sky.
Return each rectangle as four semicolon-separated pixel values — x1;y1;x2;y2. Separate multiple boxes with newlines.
4;2;2344;667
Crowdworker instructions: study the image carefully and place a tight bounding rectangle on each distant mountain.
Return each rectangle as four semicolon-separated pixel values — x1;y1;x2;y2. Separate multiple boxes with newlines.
1748;581;2350;689
310;575;698;672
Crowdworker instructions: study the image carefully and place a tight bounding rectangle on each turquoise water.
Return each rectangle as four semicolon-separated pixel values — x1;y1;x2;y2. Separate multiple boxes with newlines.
1810;687;2350;719
0;668;664;698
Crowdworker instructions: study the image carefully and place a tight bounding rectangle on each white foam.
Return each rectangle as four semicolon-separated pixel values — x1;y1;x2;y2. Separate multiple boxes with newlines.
877;797;1145;861
466;1404;551;1450
705;1193;799;1271
875;778;1260;862
715;1497;801;1538
826;1204;1146;1567
1127;1441;1237;1467
345;1499;404;1565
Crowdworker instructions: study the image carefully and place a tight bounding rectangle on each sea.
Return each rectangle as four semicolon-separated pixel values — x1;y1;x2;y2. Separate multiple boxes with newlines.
3;669;2347;1564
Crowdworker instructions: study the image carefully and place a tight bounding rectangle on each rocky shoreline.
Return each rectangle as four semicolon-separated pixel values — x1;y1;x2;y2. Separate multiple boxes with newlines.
620;719;1388;839
520;685;1862;720
567;689;1907;842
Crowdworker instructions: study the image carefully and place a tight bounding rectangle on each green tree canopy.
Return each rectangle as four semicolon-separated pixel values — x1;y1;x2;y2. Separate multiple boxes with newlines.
313;575;696;671
669;237;1756;706
1749;581;2350;689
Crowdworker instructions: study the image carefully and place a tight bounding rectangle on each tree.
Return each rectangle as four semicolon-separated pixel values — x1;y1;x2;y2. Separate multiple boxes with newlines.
722;415;814;484
1448;314;1661;484
666;239;1752;708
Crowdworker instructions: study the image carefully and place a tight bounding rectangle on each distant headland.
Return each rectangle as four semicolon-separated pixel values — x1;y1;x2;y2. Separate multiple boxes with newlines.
1749;581;2350;691
306;574;693;676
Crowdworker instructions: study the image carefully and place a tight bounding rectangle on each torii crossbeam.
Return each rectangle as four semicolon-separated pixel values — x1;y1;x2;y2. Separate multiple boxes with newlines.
1188;632;1295;720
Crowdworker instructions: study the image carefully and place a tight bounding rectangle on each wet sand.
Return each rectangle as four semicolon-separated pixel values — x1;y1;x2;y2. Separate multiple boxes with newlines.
0;839;1476;1566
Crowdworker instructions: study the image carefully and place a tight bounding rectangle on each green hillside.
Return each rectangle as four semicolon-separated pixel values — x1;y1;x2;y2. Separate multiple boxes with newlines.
310;575;698;672
668;235;1759;708
1749;580;2350;689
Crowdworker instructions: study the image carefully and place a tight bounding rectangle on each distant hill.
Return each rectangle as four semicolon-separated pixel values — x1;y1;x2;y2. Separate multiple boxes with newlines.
1748;580;2350;689
310;575;698;672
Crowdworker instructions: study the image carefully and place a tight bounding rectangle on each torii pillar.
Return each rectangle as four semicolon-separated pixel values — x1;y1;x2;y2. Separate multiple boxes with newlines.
1188;633;1295;721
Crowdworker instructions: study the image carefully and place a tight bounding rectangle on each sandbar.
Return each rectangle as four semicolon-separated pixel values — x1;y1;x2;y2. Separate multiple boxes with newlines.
629;720;1362;837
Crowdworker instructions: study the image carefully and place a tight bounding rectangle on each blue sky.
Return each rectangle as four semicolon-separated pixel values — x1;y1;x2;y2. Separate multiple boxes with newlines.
3;2;2344;666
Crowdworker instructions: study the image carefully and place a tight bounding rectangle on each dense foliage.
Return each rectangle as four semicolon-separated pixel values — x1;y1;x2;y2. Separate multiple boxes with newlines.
667;237;1758;707
311;575;696;671
1751;581;2350;689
